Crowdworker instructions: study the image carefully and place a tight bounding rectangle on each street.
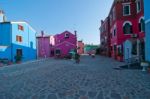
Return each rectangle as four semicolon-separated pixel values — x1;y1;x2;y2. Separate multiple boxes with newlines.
0;55;150;99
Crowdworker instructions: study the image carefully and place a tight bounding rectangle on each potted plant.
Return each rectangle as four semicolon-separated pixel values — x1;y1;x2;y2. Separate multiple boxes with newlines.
141;61;150;72
14;55;22;63
117;52;123;62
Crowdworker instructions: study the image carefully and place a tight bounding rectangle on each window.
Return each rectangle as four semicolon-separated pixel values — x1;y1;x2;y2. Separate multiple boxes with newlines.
16;35;22;42
113;7;116;20
132;42;137;55
117;45;123;56
114;45;117;52
55;49;61;55
136;0;141;13
65;33;69;38
139;18;145;32
113;28;116;37
123;23;133;34
123;4;130;16
18;25;24;31
16;49;23;56
110;14;112;25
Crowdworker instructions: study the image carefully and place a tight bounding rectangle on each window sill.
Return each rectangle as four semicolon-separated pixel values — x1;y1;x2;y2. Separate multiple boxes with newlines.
124;34;133;35
137;10;141;14
123;14;131;16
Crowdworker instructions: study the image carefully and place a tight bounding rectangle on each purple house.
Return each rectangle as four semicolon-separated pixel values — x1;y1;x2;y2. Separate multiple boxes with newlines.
54;31;77;58
36;31;55;58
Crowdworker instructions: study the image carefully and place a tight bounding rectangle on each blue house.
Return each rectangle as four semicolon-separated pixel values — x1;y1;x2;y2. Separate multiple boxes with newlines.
0;21;37;62
144;0;150;62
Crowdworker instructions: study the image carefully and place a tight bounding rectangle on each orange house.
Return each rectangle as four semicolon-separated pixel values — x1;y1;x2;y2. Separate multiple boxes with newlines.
77;41;84;55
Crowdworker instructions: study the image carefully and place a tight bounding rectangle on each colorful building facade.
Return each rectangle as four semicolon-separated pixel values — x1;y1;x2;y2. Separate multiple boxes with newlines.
36;30;77;58
144;0;150;62
0;21;37;62
54;31;77;58
100;17;111;57
36;32;55;58
100;0;145;61
77;40;84;55
84;45;98;55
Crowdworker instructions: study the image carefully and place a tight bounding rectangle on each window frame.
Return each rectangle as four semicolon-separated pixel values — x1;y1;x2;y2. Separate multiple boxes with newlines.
123;4;131;16
65;33;69;38
139;18;145;32
16;35;23;42
136;0;141;13
18;25;24;31
123;22;133;35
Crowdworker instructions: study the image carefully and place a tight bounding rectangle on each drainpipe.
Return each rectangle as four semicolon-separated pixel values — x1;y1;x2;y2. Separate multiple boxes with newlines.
137;39;140;62
35;33;38;59
74;30;77;52
10;23;13;62
41;31;45;58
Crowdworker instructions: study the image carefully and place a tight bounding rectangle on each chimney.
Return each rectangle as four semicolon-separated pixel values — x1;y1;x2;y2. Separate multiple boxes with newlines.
41;31;44;37
74;30;77;36
0;10;6;22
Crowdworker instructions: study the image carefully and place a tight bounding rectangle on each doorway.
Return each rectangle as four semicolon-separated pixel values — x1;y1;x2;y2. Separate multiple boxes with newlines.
16;49;23;56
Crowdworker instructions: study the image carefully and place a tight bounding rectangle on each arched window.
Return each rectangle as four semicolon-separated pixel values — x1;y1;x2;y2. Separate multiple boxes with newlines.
123;22;133;34
139;18;145;32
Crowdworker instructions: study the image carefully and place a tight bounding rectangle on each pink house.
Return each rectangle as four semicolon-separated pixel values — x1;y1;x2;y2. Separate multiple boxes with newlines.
54;31;77;58
36;31;55;58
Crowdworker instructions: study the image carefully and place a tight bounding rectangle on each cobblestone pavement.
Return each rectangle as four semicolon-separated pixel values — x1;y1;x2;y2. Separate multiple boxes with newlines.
0;56;150;99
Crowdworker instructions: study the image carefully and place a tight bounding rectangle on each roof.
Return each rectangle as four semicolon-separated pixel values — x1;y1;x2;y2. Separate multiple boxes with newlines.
0;21;36;33
55;30;76;36
11;21;36;33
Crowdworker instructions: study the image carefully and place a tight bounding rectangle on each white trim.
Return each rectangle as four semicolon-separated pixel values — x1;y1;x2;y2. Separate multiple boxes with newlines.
11;21;36;33
113;25;117;37
123;21;132;26
122;2;131;5
145;19;150;24
136;0;141;13
65;33;69;38
138;17;144;23
123;4;131;16
124;34;133;35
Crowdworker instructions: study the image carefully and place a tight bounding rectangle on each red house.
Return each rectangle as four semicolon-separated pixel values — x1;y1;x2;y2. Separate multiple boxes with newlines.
100;0;145;61
100;17;111;57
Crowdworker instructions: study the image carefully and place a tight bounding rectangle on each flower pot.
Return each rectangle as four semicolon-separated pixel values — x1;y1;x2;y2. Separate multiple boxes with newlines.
141;62;149;72
117;56;123;62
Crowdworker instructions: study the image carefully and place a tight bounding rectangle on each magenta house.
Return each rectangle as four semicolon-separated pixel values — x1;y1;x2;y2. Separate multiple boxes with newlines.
54;31;77;58
37;30;77;58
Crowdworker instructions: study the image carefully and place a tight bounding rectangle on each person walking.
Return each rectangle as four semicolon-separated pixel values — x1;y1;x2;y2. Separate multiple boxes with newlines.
75;53;80;64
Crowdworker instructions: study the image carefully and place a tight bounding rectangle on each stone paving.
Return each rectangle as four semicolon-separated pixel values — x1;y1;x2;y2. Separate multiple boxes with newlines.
0;56;150;99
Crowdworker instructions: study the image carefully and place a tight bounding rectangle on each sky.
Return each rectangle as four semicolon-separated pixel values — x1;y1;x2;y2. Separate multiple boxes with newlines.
0;0;113;45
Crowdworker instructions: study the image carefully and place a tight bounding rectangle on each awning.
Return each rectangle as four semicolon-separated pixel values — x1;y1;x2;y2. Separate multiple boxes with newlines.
0;46;9;52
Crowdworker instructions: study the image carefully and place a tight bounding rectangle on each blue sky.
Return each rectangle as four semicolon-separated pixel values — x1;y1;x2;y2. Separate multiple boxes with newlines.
0;0;113;45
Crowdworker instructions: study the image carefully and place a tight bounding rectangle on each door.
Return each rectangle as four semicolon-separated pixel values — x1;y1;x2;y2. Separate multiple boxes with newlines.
16;49;22;56
124;40;132;61
114;45;117;59
139;41;145;60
